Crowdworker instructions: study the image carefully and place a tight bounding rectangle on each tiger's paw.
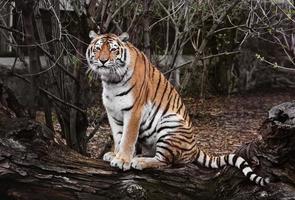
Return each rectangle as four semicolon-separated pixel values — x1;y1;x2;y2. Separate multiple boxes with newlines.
130;157;146;170
103;152;116;162
110;155;131;171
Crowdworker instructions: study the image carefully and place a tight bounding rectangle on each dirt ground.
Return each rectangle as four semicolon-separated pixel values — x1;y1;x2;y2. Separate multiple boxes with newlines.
87;89;295;158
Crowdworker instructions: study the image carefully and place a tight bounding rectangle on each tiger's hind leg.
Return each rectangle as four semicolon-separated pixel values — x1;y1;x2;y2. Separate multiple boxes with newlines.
131;156;167;170
130;146;173;170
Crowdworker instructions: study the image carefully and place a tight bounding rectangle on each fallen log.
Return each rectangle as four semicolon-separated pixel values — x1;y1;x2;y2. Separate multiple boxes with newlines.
0;102;294;200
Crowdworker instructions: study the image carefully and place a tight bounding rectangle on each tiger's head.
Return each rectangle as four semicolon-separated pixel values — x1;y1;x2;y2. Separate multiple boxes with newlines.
86;31;130;83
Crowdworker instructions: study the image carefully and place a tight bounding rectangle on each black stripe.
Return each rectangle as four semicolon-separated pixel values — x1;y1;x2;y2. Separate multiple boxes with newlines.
112;116;123;126
152;73;162;100
106;79;124;84
137;56;147;98
123;48;127;61
175;129;192;135
246;171;254;179
166;130;193;140
122;72;133;86
139;119;147;130
139;103;156;132
139;129;156;141
209;157;213;168
183;109;188;120
217;157;221;168
253;175;259;183
131;52;147;111
157;133;175;143
262;178;267;186
224;155;229;164
167;85;173;99
120;48;123;60
172;94;178;110
151;65;155;79
144;86;149;102
258;178;263;186
148;62;153;78
161;85;174;117
171;135;193;145
140;86;167;134
196;150;200;161
157;124;182;133
160;119;181;125
232;155;238;167
166;140;198;153
176;96;181;108
156;150;170;163
116;84;135;96
157;145;174;162
143;104;166;134
117;131;122;134
162;113;177;120
176;102;184;114
239;160;248;170
122;104;134;112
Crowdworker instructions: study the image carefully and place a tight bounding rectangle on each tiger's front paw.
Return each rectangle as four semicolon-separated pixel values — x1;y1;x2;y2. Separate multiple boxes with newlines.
103;152;116;162
110;154;131;171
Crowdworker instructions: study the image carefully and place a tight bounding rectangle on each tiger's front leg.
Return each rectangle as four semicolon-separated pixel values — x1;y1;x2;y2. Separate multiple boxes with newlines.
110;111;141;171
103;112;123;162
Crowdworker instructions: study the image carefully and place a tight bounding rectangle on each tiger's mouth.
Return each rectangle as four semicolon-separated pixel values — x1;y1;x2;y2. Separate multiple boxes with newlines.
87;60;128;83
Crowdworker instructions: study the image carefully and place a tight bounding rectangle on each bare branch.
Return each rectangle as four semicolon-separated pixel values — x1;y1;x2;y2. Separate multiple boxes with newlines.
12;73;86;114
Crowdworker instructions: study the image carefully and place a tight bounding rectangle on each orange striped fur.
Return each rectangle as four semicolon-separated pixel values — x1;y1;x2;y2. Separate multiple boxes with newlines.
86;31;270;186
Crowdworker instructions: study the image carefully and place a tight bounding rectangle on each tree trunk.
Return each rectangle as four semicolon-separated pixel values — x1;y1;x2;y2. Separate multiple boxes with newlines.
15;0;41;119
0;102;295;199
34;3;54;131
142;0;152;59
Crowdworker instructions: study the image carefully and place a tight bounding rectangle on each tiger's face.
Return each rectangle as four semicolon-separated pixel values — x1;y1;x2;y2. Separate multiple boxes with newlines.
86;31;130;83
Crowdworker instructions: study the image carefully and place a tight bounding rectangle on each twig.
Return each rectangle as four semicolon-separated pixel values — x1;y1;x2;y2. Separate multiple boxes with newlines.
12;73;86;114
164;51;241;75
256;54;295;74
126;4;139;32
17;49;65;77
201;51;240;60
271;0;295;23
111;0;130;19
0;24;26;37
86;111;108;143
11;56;18;73
47;0;62;41
149;2;184;30
35;43;78;82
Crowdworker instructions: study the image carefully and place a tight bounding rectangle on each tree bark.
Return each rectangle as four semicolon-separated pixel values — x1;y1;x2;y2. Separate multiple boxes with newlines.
0;102;295;199
34;3;54;131
142;0;152;59
15;0;41;119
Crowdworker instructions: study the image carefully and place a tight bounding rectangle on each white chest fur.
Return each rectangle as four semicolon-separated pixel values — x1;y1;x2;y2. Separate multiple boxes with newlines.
102;82;134;116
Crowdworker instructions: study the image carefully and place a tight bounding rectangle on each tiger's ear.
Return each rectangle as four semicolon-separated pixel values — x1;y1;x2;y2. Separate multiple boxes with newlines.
89;30;99;39
119;32;129;42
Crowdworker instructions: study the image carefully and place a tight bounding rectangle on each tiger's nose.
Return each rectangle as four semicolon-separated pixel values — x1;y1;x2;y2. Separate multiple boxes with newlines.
100;59;108;65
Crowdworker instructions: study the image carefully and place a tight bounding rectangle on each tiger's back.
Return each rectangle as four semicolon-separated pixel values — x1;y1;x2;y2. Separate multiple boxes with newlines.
86;31;270;186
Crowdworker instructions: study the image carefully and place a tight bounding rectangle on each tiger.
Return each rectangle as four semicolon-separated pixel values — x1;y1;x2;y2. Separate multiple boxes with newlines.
85;31;270;186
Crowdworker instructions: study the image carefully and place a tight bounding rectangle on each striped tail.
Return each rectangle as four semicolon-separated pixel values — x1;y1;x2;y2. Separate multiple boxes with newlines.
194;150;270;186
